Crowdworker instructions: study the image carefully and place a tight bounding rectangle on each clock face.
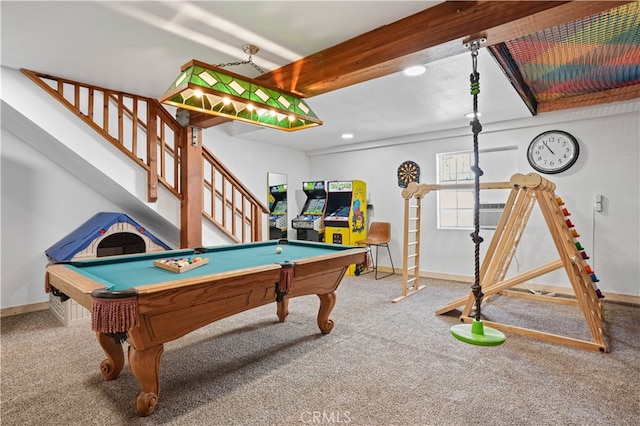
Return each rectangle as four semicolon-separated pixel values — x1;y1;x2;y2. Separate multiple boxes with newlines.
527;130;579;174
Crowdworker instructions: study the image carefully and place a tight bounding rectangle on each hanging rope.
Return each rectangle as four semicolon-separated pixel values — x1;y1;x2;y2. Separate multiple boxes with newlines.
468;38;485;322
450;38;505;346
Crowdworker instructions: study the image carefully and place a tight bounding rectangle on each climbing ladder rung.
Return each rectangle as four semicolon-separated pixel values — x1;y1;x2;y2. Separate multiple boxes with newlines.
400;189;425;303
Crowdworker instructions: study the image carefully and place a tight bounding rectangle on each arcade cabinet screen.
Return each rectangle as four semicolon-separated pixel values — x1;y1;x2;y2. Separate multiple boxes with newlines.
304;199;326;215
329;206;350;217
272;200;287;214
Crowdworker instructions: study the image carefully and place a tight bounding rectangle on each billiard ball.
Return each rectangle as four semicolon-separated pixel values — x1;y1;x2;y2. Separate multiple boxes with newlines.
276;246;283;254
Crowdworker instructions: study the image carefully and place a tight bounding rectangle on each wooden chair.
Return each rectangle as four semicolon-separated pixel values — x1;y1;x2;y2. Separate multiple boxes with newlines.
356;222;395;279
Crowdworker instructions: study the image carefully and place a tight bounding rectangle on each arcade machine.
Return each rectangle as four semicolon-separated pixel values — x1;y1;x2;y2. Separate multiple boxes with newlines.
291;181;327;242
268;184;287;239
324;180;367;275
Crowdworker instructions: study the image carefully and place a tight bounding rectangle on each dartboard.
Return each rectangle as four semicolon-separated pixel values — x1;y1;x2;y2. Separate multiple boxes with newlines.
397;161;420;188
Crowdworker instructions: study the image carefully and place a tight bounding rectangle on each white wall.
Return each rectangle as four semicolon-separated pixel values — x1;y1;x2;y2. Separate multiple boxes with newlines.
2;71;638;312
200;126;310;245
1;126;310;310
1;129;123;308
309;100;640;297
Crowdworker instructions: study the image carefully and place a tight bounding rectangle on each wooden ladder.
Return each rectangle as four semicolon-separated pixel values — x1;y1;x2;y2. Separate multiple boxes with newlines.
395;182;428;302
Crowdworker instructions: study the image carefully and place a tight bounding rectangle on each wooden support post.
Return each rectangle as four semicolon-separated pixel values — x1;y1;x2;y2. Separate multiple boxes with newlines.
146;101;158;202
180;127;203;248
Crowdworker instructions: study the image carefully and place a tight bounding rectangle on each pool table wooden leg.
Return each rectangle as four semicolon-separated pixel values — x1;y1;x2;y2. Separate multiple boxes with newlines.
277;298;289;322
128;344;164;417
96;332;124;381
317;291;336;334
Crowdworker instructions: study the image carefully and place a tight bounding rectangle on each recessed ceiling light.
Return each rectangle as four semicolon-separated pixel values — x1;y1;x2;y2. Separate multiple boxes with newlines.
341;133;354;139
403;65;426;76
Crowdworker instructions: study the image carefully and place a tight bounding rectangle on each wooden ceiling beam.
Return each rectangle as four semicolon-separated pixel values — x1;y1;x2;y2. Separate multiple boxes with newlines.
190;1;633;129
263;1;631;97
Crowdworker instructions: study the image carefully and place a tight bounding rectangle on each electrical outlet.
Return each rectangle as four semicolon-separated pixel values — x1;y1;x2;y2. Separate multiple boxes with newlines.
594;194;603;212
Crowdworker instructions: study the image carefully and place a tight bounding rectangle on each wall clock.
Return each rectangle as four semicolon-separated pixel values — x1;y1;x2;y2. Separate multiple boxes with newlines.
397;161;420;188
527;130;580;174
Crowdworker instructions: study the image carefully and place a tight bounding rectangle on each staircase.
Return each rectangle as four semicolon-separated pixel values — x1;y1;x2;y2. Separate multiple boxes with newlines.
20;69;268;245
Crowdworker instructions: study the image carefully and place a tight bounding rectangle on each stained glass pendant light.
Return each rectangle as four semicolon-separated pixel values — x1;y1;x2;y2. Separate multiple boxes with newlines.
159;45;322;132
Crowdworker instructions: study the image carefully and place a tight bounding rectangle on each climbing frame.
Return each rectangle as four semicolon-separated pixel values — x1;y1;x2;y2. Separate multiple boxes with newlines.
396;180;511;302
436;173;607;352
395;182;429;302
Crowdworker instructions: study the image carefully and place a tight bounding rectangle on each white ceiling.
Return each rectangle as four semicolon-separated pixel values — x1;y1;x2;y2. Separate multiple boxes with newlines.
1;1;532;153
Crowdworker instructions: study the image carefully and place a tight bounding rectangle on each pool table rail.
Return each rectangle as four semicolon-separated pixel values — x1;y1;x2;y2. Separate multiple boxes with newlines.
46;265;106;311
291;249;366;278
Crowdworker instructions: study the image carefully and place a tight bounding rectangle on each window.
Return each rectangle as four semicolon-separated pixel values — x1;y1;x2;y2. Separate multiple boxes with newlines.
437;151;474;228
437;147;517;229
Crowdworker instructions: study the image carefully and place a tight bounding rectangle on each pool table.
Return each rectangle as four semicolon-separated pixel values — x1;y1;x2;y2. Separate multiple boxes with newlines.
45;239;366;416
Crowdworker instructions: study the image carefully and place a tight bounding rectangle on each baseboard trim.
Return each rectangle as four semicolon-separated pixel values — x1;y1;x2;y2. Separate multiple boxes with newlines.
420;271;473;283
418;270;640;306
1;302;49;317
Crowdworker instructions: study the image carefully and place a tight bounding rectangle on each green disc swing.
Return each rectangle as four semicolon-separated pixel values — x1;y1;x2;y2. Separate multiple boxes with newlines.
450;38;506;347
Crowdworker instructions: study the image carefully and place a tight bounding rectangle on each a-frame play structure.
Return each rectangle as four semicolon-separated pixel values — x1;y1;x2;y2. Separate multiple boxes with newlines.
436;173;606;352
401;172;606;351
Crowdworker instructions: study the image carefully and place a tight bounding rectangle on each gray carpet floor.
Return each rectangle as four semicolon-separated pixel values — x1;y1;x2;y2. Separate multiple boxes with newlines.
2;275;639;425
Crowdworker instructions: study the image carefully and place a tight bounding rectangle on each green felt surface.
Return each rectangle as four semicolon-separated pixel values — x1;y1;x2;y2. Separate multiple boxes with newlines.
64;241;355;291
